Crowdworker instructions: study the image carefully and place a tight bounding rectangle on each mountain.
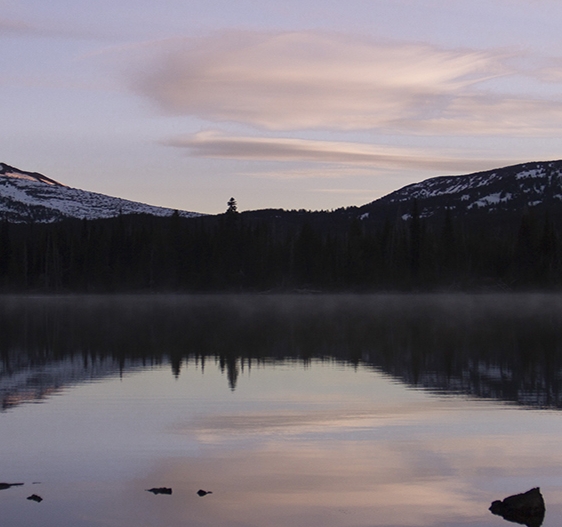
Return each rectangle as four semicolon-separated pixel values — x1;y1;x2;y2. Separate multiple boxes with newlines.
356;160;562;225
3;159;562;226
1;159;561;292
4;158;562;232
0;163;200;222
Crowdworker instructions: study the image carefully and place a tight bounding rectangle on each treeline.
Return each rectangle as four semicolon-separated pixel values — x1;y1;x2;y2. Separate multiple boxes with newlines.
0;204;560;292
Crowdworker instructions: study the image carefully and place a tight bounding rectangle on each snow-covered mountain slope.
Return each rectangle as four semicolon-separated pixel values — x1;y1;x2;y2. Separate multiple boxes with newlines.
0;163;201;223
357;160;562;223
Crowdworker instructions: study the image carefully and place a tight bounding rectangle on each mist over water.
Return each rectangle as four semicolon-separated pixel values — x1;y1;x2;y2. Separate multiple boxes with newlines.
2;293;562;408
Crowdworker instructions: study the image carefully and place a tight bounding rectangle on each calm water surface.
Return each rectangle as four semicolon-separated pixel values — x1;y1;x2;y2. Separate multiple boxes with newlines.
1;294;562;527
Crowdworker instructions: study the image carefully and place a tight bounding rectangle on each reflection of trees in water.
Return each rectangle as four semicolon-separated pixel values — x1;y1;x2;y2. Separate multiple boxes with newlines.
2;294;562;406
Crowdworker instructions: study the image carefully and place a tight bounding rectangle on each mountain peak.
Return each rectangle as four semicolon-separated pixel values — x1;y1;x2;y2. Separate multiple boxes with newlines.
0;163;65;187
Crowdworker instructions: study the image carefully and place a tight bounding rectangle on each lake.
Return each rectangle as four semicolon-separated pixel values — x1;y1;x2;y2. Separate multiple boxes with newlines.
1;294;562;527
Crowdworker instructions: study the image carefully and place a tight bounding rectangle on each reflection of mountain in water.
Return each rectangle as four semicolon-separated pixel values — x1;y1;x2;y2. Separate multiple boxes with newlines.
2;294;562;410
0;355;146;410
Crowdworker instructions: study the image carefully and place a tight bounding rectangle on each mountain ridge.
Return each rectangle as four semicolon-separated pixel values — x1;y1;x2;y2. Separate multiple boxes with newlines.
0;162;201;222
356;159;562;224
2;159;562;225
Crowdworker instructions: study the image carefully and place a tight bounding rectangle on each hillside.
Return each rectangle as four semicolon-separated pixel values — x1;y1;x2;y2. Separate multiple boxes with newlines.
0;163;200;222
3;159;562;227
357;160;562;225
0;159;560;292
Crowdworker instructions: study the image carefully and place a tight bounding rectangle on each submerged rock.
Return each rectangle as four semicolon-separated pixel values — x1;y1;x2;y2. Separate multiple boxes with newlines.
146;487;172;495
490;487;545;527
197;489;212;497
0;483;23;490
27;494;43;503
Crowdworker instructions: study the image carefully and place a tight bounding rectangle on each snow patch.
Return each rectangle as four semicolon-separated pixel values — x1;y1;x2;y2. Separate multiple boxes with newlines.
516;169;544;180
468;192;513;210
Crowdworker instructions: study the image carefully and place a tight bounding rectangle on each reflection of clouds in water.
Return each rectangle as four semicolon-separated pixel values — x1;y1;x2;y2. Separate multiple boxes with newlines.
184;402;445;442
143;423;562;527
160;391;562;525
154;389;562;527
136;445;484;527
430;431;562;479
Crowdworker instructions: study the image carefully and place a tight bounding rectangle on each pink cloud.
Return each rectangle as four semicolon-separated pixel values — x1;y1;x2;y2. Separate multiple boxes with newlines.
166;131;512;173
130;31;510;132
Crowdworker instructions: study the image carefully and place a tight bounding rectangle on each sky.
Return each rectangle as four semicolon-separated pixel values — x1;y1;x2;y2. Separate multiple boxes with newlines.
3;1;562;214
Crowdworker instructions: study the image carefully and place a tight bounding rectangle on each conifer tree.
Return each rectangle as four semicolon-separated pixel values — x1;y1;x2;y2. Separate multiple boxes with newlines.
226;197;238;214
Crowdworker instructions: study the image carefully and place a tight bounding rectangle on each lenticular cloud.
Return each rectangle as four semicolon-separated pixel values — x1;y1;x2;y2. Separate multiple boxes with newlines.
130;30;506;132
166;131;505;174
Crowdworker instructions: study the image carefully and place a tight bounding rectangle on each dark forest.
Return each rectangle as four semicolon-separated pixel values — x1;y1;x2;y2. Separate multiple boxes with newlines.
0;202;559;292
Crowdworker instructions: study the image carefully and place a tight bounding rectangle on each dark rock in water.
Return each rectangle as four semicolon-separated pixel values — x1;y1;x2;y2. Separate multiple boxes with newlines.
490;488;545;527
27;494;43;503
0;483;24;490
146;487;172;495
197;489;212;497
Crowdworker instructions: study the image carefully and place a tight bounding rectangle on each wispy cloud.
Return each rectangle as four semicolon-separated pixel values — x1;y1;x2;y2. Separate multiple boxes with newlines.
125;30;562;138
130;30;515;133
166;131;512;174
0;18;38;35
243;166;381;180
314;188;381;195
0;15;117;41
413;94;562;136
